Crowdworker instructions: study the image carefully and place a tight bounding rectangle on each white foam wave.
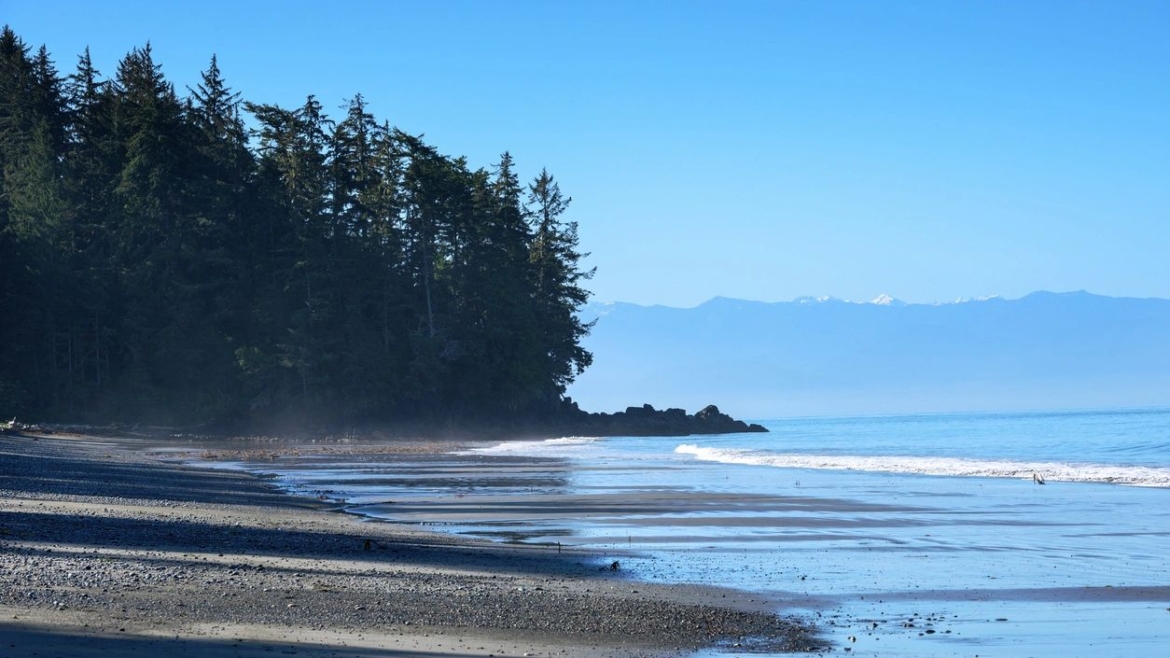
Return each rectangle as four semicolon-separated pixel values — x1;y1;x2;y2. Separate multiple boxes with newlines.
461;436;602;456
674;444;1170;487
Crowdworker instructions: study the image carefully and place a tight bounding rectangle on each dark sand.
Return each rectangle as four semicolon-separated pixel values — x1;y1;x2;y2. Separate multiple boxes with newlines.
0;431;816;657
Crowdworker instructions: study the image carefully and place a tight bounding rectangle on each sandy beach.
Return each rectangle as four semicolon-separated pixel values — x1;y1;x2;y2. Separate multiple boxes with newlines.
0;431;815;658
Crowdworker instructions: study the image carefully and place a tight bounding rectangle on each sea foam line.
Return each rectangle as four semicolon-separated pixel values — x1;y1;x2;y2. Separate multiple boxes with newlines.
459;436;602;456
674;444;1170;487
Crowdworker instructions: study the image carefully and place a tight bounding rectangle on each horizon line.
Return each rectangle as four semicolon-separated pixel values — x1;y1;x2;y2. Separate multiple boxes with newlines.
587;289;1170;310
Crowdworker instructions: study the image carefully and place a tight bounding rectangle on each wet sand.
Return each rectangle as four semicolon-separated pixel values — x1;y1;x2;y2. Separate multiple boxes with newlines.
291;443;1170;657
0;431;815;657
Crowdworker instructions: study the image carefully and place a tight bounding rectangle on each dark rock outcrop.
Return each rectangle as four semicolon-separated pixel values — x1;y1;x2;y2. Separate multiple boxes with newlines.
549;400;766;437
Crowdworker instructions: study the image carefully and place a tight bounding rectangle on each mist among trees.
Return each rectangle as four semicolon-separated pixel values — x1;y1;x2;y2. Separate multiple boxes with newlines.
0;27;594;427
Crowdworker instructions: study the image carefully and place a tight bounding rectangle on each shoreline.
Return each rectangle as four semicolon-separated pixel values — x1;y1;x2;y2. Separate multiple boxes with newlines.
0;431;817;657
234;426;1170;658
0;399;767;446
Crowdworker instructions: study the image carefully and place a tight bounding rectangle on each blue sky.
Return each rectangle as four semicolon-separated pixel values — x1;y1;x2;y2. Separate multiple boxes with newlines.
7;0;1169;307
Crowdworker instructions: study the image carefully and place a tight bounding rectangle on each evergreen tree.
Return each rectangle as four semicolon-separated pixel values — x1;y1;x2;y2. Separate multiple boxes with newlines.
325;100;414;418
245;96;335;415
395;131;447;343
0;28;70;415
527;169;595;404
452;153;543;413
110;43;212;421
330;94;380;238
356;121;413;415
61;47;121;413
0;27;39;414
182;55;256;419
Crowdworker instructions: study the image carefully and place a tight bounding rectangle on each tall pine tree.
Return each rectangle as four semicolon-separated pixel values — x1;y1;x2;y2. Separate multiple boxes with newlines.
527;169;594;405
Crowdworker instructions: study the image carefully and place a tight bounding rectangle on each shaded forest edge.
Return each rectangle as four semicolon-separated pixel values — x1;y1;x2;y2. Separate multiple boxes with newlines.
0;403;766;441
0;28;763;437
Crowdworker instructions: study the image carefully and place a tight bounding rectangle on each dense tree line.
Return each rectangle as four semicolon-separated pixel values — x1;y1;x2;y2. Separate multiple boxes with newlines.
0;28;593;427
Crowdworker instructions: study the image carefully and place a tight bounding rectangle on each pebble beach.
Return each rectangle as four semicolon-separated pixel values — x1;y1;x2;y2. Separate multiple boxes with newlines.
0;431;816;657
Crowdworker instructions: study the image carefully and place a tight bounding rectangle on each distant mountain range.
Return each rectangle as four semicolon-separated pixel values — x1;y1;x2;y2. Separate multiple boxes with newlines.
566;291;1170;417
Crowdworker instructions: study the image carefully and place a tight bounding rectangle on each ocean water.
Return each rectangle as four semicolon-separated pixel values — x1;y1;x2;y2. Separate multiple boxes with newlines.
221;408;1170;656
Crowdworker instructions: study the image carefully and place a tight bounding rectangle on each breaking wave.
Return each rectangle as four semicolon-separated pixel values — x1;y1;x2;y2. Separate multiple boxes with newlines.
461;436;602;456
674;444;1170;488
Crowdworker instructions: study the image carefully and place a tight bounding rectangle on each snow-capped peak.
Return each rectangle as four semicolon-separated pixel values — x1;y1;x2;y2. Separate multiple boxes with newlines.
794;295;841;304
952;294;1003;304
869;293;905;306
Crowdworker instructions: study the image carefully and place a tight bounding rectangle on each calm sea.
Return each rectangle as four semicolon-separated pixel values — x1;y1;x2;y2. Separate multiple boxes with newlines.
225;408;1170;657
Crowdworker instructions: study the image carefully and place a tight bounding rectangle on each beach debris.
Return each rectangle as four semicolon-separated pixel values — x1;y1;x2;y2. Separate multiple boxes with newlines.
1033;472;1046;485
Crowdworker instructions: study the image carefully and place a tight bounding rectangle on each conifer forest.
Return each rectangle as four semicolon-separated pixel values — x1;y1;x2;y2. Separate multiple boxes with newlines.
0;28;595;427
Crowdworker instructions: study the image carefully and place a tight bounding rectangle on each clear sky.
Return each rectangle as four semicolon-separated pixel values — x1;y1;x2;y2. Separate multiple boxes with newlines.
6;0;1169;307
